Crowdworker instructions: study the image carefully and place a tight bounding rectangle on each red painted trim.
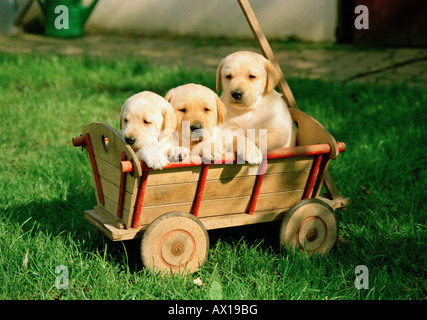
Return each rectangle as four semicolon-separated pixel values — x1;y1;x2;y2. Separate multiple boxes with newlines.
141;143;343;170
266;144;330;160
311;156;329;198
84;133;104;206
247;157;268;215
116;152;127;219
131;170;149;229
302;155;323;199
190;164;209;217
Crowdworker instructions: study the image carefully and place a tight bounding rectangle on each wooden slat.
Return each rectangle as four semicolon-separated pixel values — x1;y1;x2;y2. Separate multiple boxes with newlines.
141;170;310;207
144;157;312;187
97;196;132;228
86;124;130;169
135;157;313;227
200;209;286;230
99;176;135;211
146;166;201;185
206;157;312;180
94;205;125;229
137;189;303;226
82;123;142;176
99;170;138;227
96;158;139;228
143;181;198;206
96;156;139;194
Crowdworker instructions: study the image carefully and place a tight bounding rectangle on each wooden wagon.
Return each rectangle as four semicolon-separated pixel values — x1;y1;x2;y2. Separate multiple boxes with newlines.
72;0;349;274
72;107;347;274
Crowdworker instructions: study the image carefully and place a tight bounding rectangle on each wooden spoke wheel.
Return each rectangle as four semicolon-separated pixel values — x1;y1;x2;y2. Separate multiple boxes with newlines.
279;199;338;255
140;211;209;274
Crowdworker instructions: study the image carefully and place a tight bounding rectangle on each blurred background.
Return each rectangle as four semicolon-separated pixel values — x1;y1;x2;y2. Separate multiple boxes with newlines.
1;0;426;46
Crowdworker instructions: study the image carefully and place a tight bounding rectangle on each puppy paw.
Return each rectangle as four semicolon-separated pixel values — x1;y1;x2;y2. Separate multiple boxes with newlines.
197;141;224;162
245;148;263;164
137;145;170;170
169;146;191;162
237;139;263;164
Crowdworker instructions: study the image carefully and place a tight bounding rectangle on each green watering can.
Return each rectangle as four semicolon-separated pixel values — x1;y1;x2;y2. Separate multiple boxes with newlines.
37;0;99;38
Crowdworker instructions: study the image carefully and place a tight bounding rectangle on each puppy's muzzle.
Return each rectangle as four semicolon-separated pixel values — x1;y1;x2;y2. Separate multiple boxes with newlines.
190;122;204;140
190;122;203;132
124;136;136;145
231;89;244;101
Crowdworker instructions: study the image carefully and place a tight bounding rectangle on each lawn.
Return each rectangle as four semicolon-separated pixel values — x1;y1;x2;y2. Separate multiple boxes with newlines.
0;51;425;300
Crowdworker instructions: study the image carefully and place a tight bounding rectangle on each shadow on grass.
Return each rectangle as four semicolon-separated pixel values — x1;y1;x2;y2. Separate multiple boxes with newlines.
4;191;148;271
208;220;283;252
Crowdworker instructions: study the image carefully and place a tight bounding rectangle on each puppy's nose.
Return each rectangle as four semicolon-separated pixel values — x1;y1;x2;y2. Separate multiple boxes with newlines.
190;122;203;132
231;89;244;100
124;136;136;145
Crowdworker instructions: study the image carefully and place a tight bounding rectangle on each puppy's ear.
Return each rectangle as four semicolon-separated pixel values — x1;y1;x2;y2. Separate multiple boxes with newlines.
119;103;125;130
215;95;227;124
264;59;280;94
216;60;224;93
164;89;174;102
162;103;177;131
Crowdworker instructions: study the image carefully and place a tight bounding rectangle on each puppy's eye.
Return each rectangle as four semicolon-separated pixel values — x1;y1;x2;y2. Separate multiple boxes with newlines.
249;75;256;79
225;74;232;80
144;119;151;125
124;118;128;123
178;108;186;113
204;107;210;112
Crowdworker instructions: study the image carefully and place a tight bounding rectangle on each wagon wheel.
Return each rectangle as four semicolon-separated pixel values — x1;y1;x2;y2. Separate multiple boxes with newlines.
279;199;338;255
140;211;209;275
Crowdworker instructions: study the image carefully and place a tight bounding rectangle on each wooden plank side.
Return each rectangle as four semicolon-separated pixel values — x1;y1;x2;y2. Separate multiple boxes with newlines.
86;124;129;167
141;170;310;207
96;156;140;194
259;170;310;194
264;157;313;175
94;156;139;228
94;205;125;229
96;173;137;228
99;176;135;211
197;189;304;215
97;195;132;228
206;163;259;180
137;189;303;226
200;209;286;230
146;166;201;186
143;181;199;206
205;157;313;180
143;157;312;187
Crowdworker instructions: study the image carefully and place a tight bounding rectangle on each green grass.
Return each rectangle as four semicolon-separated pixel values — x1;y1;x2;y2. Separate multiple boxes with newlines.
0;52;425;300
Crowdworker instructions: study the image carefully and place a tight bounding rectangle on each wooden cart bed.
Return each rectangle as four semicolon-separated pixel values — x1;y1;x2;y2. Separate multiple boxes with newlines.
73;108;346;241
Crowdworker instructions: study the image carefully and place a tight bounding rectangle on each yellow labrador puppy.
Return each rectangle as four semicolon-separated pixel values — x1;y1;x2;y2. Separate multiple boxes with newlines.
216;51;296;156
120;91;177;169
165;84;227;162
